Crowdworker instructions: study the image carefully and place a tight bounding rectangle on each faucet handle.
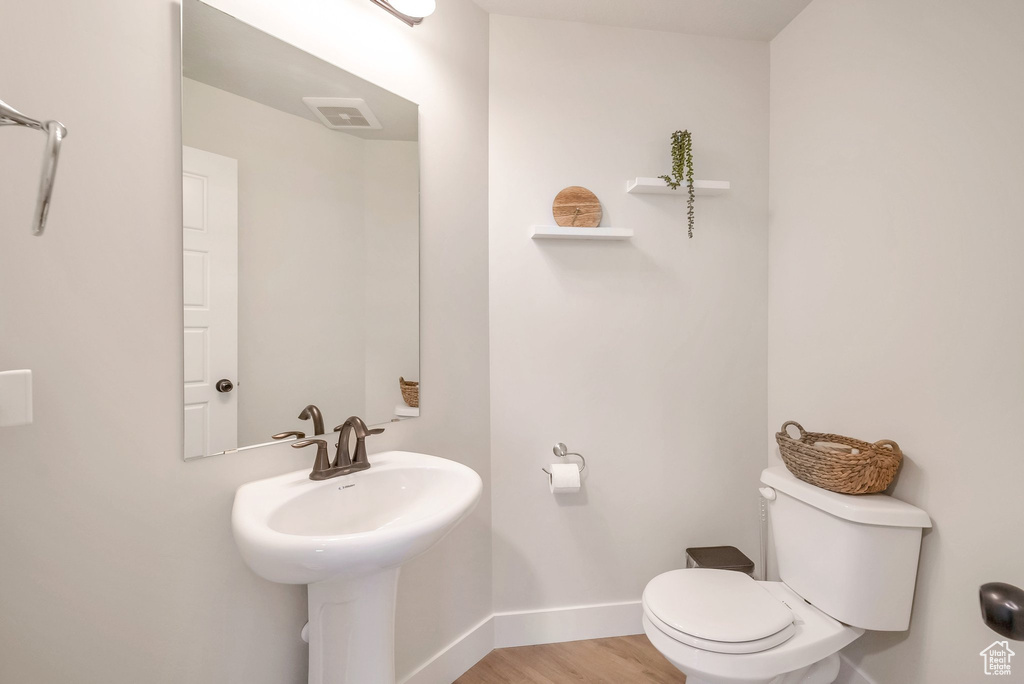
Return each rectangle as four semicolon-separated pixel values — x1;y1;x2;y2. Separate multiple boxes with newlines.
331;422;384;436
272;430;306;440
292;439;332;479
334;416;385;438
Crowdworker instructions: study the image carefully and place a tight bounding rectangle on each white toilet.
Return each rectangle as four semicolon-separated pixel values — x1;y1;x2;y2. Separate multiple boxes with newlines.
642;466;931;684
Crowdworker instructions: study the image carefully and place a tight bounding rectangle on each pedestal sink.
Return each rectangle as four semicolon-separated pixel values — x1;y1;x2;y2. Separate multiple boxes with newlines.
231;450;482;684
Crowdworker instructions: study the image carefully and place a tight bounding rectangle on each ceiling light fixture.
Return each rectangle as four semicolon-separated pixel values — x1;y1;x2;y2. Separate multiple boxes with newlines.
369;0;435;26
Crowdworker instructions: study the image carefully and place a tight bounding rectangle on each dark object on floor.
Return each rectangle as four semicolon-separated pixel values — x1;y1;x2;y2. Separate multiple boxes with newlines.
686;546;755;576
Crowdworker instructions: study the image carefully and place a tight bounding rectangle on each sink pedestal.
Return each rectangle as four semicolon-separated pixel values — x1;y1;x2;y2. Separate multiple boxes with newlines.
232;453;483;683
307;568;400;684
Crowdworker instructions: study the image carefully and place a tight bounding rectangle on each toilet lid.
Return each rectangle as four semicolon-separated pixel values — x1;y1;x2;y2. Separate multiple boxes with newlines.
643;569;794;645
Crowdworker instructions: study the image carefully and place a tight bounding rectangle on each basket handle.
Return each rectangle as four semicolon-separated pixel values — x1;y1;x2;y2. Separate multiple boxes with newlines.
873;439;902;457
780;421;806;439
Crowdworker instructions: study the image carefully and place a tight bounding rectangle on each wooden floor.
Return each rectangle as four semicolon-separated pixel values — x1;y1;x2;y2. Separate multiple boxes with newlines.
454;635;686;683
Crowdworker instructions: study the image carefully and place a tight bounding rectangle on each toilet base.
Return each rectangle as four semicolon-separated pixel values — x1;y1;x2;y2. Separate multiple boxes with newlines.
642;578;862;684
682;653;841;684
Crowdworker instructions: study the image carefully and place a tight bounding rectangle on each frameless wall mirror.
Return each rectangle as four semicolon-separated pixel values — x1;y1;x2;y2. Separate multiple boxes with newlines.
181;0;420;460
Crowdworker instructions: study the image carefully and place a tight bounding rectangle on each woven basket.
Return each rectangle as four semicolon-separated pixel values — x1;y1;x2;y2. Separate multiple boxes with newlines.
399;377;419;408
775;421;902;495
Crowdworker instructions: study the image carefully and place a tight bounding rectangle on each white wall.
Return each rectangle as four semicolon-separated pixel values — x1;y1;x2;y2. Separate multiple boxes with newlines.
364;140;420;423
183;78;368;445
183;80;421;439
489;16;769;612
769;1;1024;681
0;0;490;682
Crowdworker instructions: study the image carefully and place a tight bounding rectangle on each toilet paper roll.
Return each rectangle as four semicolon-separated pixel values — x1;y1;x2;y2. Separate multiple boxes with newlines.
548;463;581;493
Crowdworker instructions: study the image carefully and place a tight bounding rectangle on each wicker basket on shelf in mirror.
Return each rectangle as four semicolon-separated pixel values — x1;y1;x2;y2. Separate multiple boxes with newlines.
775;421;902;494
399;377;419;408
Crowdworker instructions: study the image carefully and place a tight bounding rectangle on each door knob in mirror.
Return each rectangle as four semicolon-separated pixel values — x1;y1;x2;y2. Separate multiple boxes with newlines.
215;379;234;393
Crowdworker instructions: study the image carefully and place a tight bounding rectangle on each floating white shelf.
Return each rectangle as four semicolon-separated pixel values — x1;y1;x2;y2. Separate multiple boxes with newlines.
531;225;633;241
395;405;419;418
626;177;731;195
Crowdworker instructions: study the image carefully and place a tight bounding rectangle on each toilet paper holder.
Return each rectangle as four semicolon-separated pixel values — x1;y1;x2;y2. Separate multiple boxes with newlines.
542;442;587;482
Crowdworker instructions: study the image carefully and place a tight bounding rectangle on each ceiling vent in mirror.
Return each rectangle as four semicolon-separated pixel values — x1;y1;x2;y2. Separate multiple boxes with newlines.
302;97;382;131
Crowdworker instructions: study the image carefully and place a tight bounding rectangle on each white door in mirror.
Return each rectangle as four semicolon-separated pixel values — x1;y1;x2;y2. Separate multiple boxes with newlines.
0;369;33;427
183;146;239;459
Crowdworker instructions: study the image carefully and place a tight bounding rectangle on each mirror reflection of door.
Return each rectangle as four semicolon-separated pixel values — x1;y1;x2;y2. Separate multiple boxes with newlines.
183;146;238;459
180;0;420;461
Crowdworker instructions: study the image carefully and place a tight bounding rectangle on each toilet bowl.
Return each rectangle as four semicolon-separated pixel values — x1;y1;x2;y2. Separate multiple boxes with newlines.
642;569;862;684
642;467;930;684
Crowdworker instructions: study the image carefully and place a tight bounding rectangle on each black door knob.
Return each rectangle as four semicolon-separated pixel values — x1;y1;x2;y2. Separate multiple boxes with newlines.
215;379;234;393
980;582;1024;640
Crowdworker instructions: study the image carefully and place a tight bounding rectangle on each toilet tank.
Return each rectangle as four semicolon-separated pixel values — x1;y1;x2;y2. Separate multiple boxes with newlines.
761;467;931;631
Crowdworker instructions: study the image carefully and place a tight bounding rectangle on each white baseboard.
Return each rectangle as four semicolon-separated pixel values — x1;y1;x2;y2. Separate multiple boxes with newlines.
400;615;494;684
836;652;878;684
400;601;645;683
494;600;644;648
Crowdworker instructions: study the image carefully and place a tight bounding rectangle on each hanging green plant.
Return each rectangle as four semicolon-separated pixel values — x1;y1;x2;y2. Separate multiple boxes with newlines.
658;130;695;238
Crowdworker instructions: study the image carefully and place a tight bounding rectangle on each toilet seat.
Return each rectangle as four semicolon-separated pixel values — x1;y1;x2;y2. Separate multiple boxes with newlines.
642;569;796;654
642;572;865;684
644;604;796;655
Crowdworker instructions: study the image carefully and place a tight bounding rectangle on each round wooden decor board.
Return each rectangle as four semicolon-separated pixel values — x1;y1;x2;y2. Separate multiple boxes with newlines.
552;186;602;228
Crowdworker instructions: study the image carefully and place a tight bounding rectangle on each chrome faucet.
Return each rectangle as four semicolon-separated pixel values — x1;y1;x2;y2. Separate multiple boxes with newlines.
333;416;385;472
291;416;383;481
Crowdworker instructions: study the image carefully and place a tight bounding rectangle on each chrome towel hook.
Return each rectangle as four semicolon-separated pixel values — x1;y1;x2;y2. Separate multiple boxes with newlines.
0;97;68;236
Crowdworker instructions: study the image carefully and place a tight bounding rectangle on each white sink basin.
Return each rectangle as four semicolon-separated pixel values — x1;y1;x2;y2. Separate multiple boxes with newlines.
231;450;482;684
233;450;482;585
